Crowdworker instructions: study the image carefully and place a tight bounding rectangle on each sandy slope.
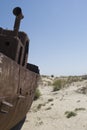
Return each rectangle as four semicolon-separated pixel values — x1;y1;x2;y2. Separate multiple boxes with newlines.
22;80;87;130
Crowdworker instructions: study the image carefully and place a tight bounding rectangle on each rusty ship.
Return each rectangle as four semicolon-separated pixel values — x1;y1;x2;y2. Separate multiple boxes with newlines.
0;7;39;130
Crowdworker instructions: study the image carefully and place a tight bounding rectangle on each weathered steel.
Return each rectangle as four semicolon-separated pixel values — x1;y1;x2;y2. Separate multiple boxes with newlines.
0;7;40;130
13;7;24;36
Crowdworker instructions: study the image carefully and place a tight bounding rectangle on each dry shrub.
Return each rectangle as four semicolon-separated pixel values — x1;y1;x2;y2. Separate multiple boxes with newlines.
34;88;41;100
52;79;66;91
65;111;77;118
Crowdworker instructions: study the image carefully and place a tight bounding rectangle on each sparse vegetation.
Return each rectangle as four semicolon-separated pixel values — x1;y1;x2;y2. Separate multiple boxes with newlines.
52;79;66;91
47;81;51;86
52;80;62;91
39;121;43;125
75;86;87;94
37;104;42;110
52;75;85;91
48;98;54;102
66;76;83;85
75;107;86;112
81;75;87;80
65;107;86;118
65;111;77;118
34;88;41;100
45;107;52;110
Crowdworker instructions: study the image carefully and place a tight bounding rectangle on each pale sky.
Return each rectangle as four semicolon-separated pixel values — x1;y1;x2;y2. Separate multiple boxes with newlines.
0;0;87;76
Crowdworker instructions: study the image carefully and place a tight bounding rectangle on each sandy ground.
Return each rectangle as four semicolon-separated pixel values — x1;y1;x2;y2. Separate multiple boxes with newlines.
21;79;87;130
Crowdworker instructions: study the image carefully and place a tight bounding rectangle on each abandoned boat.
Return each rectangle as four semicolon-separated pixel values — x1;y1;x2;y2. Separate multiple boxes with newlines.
0;7;39;130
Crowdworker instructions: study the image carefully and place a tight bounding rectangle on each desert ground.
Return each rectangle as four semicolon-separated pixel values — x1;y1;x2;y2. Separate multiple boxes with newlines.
22;75;87;130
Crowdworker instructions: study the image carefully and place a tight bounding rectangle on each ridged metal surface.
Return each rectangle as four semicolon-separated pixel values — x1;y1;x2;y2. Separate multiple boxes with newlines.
0;53;39;130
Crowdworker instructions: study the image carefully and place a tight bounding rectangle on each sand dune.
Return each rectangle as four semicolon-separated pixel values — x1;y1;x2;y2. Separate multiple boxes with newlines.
22;77;87;130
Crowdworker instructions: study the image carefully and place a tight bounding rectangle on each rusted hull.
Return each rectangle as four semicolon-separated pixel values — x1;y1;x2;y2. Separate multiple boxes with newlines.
0;53;39;130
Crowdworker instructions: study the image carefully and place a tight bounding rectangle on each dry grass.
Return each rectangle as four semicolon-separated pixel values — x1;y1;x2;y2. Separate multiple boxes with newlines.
34;88;41;100
65;111;77;118
52;79;67;91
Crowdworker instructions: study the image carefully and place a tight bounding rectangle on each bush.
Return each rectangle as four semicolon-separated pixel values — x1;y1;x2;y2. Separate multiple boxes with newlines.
34;88;41;100
48;98;54;102
75;107;86;111
81;75;87;80
65;111;77;118
66;76;81;84
37;104;42;110
52;79;66;91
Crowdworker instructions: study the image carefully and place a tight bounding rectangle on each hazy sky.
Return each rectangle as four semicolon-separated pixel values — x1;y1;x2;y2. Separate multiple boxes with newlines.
0;0;87;76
